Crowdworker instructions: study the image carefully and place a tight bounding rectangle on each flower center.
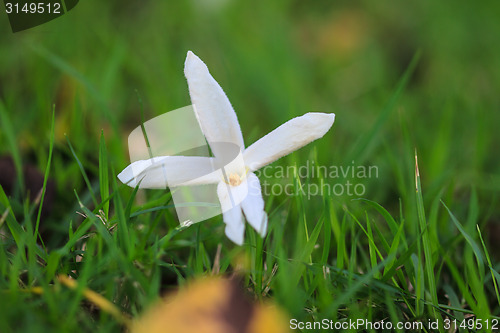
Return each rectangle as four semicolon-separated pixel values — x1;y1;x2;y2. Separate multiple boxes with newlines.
228;173;242;186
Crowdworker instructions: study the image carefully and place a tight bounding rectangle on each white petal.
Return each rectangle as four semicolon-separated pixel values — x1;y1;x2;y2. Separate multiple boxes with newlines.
184;51;245;156
223;206;245;245
243;112;335;171
241;173;268;237
217;181;245;245
117;156;221;189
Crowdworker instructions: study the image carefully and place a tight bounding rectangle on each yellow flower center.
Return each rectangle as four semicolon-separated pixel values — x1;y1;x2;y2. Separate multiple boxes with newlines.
228;173;242;186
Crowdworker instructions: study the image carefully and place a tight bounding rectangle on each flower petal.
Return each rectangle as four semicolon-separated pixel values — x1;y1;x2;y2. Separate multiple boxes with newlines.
217;181;245;245
117;156;221;189
241;173;267;237
223;207;245;245
243;112;335;171
184;51;245;156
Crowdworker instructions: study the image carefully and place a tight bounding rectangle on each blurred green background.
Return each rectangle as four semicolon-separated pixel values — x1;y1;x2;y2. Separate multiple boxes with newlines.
1;0;500;330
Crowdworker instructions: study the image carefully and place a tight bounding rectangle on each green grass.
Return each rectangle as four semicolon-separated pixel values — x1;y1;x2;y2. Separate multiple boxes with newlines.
1;1;500;332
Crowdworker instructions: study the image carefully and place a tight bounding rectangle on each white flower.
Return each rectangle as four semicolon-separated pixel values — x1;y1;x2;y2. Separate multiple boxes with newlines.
118;51;335;245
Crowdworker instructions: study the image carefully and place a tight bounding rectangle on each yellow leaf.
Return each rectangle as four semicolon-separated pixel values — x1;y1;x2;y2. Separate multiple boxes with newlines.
132;277;290;333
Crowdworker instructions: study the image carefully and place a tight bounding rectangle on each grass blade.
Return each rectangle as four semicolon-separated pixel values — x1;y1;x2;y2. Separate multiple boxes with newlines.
99;131;110;218
0;99;24;191
415;153;439;314
34;107;56;245
347;50;421;162
66;135;98;207
441;201;484;272
477;225;500;307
